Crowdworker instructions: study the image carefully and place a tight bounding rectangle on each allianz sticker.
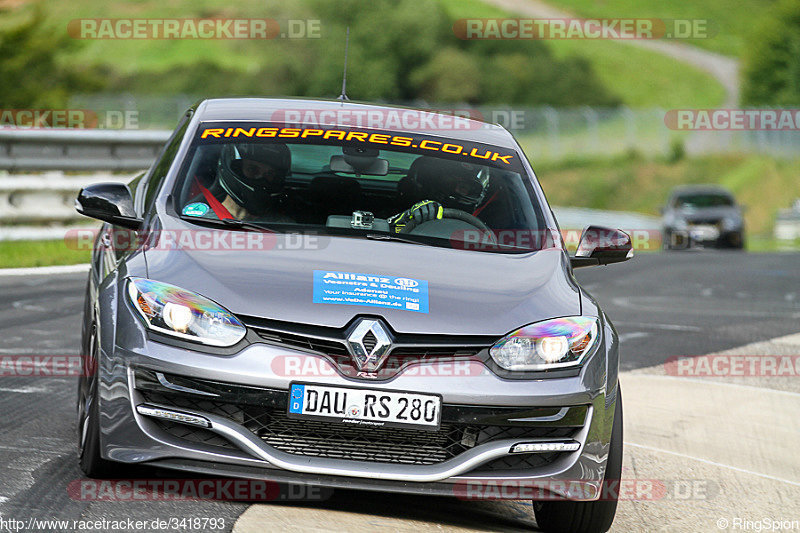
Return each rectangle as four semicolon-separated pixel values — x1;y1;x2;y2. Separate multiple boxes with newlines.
313;270;429;313
182;202;209;217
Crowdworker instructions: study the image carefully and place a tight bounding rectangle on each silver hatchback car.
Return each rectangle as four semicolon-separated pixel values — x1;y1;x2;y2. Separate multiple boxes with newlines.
76;98;632;533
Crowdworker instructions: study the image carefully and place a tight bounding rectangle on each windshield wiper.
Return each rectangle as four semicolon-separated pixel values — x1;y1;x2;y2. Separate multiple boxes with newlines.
364;233;427;246
219;218;277;232
180;216;276;233
367;231;536;253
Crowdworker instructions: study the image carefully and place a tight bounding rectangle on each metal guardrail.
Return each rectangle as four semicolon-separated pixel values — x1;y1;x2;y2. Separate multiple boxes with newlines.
0;129;168;225
0;173;134;223
0;128;170;171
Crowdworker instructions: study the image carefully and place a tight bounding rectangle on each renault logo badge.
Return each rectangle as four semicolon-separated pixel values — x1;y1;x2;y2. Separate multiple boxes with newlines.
345;319;393;372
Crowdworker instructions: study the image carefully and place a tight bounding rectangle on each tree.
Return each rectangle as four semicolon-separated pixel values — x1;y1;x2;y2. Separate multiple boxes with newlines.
0;10;105;108
742;0;800;106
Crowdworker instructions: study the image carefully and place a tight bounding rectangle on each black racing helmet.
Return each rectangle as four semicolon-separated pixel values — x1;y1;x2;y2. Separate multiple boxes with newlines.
408;156;485;212
217;143;291;214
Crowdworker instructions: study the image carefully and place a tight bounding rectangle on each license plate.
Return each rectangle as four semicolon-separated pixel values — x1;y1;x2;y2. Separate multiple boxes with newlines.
287;383;442;431
690;224;720;240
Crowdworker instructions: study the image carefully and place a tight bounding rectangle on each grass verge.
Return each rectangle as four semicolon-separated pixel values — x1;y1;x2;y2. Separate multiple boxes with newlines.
530;153;800;239
0;239;91;269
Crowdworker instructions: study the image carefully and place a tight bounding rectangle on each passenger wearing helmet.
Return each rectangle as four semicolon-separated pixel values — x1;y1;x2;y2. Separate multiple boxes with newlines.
198;142;292;221
389;157;486;233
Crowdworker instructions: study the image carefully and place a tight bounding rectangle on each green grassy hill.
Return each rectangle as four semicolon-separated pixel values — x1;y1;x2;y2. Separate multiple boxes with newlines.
438;0;726;108
543;0;764;57
8;0;726;108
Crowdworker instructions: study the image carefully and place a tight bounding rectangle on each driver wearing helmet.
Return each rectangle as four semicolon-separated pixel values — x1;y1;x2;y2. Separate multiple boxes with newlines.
390;157;485;233
200;142;293;222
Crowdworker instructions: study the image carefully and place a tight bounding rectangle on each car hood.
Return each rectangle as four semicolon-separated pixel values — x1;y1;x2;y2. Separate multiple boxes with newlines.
142;220;580;336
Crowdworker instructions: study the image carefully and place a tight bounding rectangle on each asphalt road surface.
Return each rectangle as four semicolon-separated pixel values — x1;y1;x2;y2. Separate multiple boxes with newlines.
0;252;798;532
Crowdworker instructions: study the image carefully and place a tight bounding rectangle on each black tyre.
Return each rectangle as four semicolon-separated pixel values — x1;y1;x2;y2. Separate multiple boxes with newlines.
662;230;673;251
728;234;745;250
77;325;118;478
533;388;623;533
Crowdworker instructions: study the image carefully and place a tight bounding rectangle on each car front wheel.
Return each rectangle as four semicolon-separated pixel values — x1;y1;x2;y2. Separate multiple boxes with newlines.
77;324;117;478
533;387;623;533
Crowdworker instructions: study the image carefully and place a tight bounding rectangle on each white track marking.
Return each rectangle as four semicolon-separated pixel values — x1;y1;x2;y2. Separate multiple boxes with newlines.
625;442;800;487
623;322;702;331
618;332;649;342
625;372;800;398
0;386;49;394
772;332;800;346
0;264;88;277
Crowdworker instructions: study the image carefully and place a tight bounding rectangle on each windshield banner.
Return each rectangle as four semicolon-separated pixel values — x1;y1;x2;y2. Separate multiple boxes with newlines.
196;122;521;170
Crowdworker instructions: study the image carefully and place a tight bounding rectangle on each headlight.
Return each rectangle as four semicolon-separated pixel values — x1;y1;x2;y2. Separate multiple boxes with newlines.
489;317;599;371
721;217;740;231
672;217;688;230
127;277;246;347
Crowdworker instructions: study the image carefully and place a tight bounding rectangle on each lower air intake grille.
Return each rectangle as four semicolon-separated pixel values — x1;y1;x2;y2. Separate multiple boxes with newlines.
140;391;576;467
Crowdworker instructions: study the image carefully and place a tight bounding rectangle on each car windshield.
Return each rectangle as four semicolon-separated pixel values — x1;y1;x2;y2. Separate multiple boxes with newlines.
172;122;550;252
675;193;734;208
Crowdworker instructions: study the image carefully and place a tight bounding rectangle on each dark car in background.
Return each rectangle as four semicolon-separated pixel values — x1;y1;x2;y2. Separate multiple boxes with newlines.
661;185;745;250
75;98;634;533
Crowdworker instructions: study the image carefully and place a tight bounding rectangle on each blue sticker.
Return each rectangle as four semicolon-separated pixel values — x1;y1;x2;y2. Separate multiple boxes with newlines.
313;270;429;313
288;384;305;414
182;202;209;217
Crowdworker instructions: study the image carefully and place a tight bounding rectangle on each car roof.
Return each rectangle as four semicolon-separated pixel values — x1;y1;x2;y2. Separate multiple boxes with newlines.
193;97;519;149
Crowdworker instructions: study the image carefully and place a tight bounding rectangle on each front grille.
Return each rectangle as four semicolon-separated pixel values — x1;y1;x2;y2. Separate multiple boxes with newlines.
256;412;462;465
247;319;487;380
140;390;577;467
251;409;573;465
242;315;490;361
688;218;721;226
254;329;349;357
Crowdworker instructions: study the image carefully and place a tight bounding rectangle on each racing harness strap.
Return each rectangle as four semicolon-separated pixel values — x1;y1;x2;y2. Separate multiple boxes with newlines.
195;178;234;220
472;191;498;218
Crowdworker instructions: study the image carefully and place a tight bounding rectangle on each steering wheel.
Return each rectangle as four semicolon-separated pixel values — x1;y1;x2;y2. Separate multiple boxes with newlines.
399;207;498;245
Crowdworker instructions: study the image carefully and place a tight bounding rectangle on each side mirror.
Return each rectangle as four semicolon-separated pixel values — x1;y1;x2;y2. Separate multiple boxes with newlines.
571;225;633;269
75;183;142;230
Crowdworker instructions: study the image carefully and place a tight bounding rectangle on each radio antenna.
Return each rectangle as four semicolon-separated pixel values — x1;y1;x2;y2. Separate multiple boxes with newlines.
338;27;350;104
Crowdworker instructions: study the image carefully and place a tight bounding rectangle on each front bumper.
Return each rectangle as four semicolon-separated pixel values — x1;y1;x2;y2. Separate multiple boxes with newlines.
96;308;618;501
666;224;743;249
